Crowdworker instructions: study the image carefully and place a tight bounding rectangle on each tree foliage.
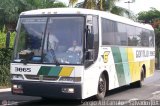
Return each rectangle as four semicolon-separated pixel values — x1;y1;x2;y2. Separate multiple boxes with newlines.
0;48;13;87
138;8;160;23
0;26;15;48
73;0;131;18
137;8;160;47
155;27;160;50
69;0;78;7
0;0;66;30
138;8;160;68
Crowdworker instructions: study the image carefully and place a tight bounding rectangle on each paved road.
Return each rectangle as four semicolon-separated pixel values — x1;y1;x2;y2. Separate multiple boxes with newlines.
0;71;160;106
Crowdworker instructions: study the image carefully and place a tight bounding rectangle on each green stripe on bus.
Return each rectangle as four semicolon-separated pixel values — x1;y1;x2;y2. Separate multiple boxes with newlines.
38;66;51;75
48;67;62;76
119;48;131;84
111;47;126;86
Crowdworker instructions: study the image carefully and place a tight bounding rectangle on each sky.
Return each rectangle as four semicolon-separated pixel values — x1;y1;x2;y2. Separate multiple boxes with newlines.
57;0;160;14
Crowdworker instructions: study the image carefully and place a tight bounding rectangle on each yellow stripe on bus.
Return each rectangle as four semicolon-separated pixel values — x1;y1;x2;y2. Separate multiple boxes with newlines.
126;48;134;82
59;67;74;76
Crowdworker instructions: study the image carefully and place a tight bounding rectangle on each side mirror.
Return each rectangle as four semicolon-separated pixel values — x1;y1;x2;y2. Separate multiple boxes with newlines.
85;49;94;61
85;26;93;49
87;33;94;49
84;49;94;68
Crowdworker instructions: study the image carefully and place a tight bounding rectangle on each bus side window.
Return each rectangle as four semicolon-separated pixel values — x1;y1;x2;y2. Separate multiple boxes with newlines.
101;18;115;45
117;22;127;46
141;29;149;47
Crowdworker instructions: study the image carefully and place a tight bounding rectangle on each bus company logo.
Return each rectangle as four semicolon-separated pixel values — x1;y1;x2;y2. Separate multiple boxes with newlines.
15;67;31;72
102;51;110;63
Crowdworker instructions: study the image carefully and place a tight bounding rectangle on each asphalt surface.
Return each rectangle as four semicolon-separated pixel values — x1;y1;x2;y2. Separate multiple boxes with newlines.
0;70;160;106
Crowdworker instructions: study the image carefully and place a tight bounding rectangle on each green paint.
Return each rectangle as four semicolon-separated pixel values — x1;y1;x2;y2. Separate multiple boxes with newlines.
112;47;122;63
119;48;128;62
48;67;62;76
119;48;131;84
38;66;51;75
122;63;131;84
111;47;126;86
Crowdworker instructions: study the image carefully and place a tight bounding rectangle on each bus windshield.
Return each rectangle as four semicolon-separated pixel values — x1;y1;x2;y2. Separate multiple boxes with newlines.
14;16;84;65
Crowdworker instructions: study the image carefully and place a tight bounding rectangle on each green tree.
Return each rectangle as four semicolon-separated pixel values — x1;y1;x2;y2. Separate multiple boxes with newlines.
69;0;78;7
73;0;131;18
137;8;160;48
83;0;97;9
138;8;160;69
138;8;160;23
0;0;66;30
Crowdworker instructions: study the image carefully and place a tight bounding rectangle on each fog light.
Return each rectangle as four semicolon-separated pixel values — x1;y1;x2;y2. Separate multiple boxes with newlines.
62;88;74;93
12;84;22;89
13;84;18;89
12;84;23;94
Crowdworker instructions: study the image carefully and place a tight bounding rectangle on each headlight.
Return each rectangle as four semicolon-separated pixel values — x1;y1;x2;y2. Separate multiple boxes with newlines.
59;77;81;82
11;74;24;80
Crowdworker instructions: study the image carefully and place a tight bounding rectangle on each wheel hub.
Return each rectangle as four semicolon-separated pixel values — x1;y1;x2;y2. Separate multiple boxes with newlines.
98;81;105;93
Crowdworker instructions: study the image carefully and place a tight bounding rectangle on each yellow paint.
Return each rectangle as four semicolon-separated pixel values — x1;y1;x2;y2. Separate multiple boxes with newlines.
59;67;74;76
126;48;141;82
146;60;150;77
134;62;141;81
126;48;135;82
126;48;154;83
150;59;155;75
142;60;155;78
103;51;110;63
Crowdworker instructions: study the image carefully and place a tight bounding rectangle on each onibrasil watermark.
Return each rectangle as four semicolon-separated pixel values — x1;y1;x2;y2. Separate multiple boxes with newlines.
1;100;160;106
1;100;18;106
82;100;160;106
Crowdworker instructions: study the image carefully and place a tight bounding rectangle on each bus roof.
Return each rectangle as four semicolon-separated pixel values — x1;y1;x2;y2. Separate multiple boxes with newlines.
20;8;153;30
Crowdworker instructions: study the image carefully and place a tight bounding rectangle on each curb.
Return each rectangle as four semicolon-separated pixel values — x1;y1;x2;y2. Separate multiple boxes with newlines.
0;88;11;93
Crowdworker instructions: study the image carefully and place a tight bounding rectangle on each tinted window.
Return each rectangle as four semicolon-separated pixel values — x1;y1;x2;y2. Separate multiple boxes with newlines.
101;18;116;45
116;23;127;46
127;25;136;46
101;18;154;47
140;29;149;46
149;30;155;47
135;27;142;46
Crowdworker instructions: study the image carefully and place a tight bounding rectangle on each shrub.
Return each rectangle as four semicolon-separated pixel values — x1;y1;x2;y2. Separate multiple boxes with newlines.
0;48;13;86
0;30;15;48
0;27;15;86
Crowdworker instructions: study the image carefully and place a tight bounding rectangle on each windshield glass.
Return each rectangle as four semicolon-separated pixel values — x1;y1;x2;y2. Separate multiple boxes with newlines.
14;16;84;65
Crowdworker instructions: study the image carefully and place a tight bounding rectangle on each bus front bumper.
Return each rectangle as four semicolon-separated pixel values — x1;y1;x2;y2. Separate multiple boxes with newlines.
11;80;82;99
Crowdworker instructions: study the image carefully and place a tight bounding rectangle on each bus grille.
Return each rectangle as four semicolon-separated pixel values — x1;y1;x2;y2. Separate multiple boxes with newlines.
25;75;59;81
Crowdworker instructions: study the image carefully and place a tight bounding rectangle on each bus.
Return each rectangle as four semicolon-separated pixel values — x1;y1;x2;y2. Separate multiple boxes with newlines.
10;8;155;100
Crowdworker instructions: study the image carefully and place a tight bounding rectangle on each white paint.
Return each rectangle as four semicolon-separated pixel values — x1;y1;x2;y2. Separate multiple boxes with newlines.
0;88;11;93
129;98;139;101
152;91;160;95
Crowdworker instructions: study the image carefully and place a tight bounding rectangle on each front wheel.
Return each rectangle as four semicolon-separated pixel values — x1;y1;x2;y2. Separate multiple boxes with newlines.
96;74;107;100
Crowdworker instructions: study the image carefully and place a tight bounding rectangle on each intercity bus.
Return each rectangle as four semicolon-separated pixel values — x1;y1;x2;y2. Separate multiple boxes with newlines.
10;8;155;100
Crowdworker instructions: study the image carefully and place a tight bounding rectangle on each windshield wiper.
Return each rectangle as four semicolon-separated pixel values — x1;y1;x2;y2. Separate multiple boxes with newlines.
50;49;60;66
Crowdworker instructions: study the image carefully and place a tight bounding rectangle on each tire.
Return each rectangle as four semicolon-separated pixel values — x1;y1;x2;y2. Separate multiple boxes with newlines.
130;67;145;88
96;73;107;100
139;67;145;87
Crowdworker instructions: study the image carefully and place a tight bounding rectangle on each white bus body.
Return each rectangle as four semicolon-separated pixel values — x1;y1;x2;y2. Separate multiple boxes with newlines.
10;8;155;100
